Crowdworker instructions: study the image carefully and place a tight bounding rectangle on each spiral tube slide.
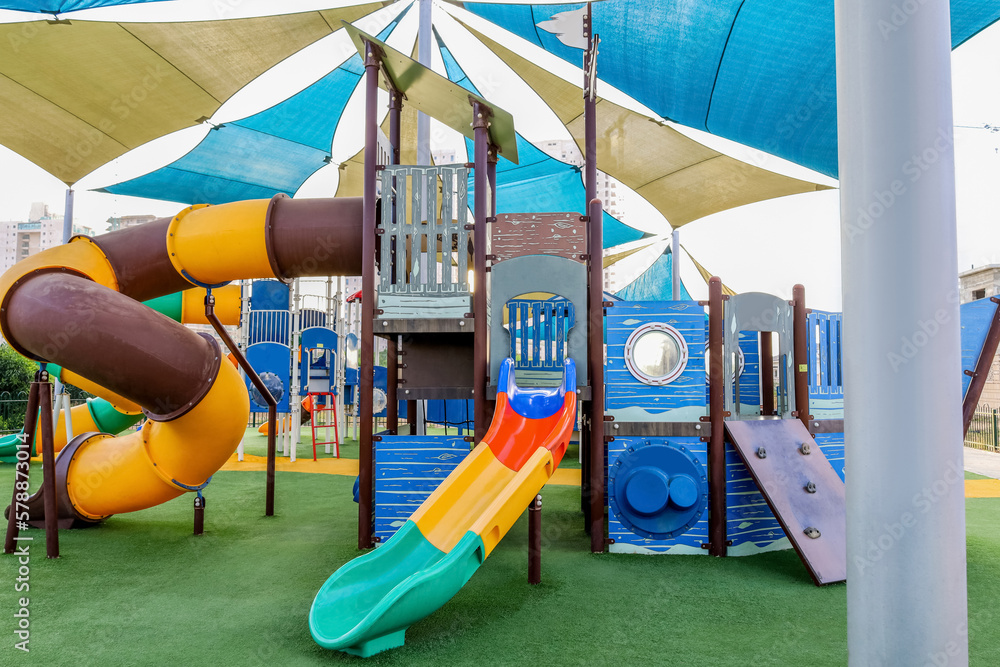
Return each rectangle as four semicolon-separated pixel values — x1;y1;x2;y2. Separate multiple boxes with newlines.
309;358;576;657
1;195;363;525
0;286;241;462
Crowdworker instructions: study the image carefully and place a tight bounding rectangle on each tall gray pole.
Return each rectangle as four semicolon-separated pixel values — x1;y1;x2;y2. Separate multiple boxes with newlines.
835;2;967;665
671;229;680;299
62;188;74;243
416;0;432;167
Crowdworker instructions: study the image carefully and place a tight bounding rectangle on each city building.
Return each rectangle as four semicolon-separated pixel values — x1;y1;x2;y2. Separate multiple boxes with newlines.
959;264;1000;304
107;213;157;232
0;203;93;272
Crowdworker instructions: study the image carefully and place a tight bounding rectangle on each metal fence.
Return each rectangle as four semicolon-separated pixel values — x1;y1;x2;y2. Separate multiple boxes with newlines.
0;391;86;435
965;403;1000;453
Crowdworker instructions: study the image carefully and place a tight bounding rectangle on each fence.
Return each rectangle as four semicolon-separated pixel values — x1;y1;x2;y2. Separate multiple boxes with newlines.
0;391;86;435
966;403;1000;453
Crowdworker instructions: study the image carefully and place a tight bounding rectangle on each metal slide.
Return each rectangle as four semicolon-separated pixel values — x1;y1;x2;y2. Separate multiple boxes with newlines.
310;358;576;657
1;195;363;525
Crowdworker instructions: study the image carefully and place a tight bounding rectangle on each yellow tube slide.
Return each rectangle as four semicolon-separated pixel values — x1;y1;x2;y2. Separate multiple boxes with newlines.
1;195;363;524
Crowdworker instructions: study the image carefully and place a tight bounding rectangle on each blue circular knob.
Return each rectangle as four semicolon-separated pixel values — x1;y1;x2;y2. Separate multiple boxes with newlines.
624;468;670;516
668;475;699;510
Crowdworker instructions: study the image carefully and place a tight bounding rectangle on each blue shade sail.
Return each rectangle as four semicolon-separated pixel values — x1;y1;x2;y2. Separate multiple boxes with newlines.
615;250;691;302
465;1;1000;178
436;28;645;248
0;0;165;12
100;9;408;205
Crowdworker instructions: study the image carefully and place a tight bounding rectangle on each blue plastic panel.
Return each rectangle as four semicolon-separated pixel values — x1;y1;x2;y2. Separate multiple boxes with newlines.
605;301;707;419
374;435;470;542
245;342;291;413
960;297;999;399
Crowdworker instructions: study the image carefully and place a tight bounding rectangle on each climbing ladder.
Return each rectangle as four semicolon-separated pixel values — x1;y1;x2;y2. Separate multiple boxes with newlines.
725;419;846;585
308;392;340;460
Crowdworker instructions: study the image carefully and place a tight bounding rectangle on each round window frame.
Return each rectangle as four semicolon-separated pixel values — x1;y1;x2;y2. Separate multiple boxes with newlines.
623;323;689;386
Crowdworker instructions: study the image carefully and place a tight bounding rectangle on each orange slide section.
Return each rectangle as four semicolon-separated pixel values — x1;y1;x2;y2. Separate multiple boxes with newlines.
1;195;363;525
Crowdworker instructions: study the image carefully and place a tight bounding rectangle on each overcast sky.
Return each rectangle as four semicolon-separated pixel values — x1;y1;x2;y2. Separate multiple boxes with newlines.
0;2;996;312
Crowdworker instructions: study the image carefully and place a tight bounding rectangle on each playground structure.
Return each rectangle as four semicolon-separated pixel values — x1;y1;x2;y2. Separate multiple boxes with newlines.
0;1;996;663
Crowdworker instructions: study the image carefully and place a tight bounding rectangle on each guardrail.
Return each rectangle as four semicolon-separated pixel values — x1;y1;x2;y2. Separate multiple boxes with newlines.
965;403;999;453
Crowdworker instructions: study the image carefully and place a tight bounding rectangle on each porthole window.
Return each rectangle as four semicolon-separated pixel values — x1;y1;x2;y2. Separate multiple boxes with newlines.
624;323;688;385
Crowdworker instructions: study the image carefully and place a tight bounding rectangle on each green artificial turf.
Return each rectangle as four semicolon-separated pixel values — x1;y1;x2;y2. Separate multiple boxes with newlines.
966;471;991;480
0;464;996;666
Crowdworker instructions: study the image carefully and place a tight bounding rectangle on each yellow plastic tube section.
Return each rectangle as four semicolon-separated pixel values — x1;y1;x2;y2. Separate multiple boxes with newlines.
0;200;281;519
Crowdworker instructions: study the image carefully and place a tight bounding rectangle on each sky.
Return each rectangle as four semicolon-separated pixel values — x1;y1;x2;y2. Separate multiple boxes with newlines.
0;1;997;312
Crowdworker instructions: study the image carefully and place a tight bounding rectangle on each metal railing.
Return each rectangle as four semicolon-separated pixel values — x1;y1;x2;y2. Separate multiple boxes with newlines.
966;403;1000;452
246;309;291;346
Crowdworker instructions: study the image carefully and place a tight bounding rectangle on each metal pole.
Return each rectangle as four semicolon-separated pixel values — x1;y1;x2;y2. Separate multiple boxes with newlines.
62;188;74;244
671;229;681;299
835;1;967;662
358;41;380;549
193;495;205;536
291;279;301;447
707;277;727;557
528;494;542;585
587;197;604;554
792;285;810;431
38;375;58;558
416;0;432;167
204;294;277;515
472;101;491;442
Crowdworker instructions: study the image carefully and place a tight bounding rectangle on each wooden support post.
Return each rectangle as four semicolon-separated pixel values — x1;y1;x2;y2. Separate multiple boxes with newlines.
707;278;727;557
37;376;58;558
792;284;810;430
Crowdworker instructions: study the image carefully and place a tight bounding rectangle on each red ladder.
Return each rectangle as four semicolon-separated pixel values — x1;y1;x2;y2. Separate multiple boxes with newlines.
307;392;340;460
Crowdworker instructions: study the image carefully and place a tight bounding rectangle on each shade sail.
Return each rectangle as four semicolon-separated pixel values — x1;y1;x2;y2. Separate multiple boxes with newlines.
101;8;412;205
0;0;163;12
615;249;691;301
465;1;1000;178
464;22;830;227
434;27;644;247
0;3;381;184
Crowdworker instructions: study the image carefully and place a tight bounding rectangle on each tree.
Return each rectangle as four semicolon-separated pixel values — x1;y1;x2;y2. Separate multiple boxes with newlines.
0;344;35;397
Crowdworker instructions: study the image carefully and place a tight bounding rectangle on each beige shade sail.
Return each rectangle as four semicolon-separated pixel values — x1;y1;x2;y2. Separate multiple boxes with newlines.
0;4;380;185
464;23;832;228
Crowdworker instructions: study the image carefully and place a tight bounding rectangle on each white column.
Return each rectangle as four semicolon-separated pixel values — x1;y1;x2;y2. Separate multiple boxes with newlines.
290;279;302;444
671;229;680;300
835;2;967;665
416;0;432;168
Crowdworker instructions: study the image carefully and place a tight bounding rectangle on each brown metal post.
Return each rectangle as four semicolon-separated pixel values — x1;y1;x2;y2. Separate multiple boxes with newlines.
587;197;605;554
193;495;205;535
528;494;541;585
472;100;492;443
406;400;417;434
358;41;381;549
387;338;398;434
792;284;811;430
4;380;40;554
487;145;497;217
37;375;58;558
760;331;775;416
204;294;277;515
707;277;727;557
963;297;1000;435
